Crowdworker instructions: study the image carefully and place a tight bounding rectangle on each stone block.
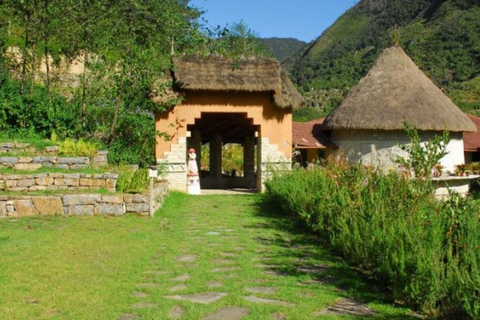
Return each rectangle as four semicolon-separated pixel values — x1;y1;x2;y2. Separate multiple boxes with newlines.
9;187;27;192
90;179;106;188
45;146;59;154
1;143;14;149
32;197;63;215
17;179;35;187
29;186;47;191
54;164;69;170
63;173;81;179
101;195;124;204
63;194;101;205
5;180;17;188
106;179;117;189
35;177;54;186
46;185;59;191
79;178;93;186
18;157;33;163
95;203;124;215
58;157;89;165
123;194;133;202
125;202;149;213
66;205;94;215
33;173;48;178
14;163;42;171
133;195;149;203
0;157;18;164
14;200;39;216
0;202;6;216
104;173;119;179
33;156;57;164
56;178;80;187
15;143;30;149
97;150;109;156
71;164;87;170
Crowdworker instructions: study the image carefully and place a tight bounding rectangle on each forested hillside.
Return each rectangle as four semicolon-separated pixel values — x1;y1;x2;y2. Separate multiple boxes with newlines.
0;1;266;166
287;0;480;118
259;37;306;62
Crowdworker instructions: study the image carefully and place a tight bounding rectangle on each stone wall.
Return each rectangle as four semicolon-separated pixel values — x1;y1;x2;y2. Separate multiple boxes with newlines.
0;172;118;192
0;148;108;170
0;181;169;218
329;130;465;173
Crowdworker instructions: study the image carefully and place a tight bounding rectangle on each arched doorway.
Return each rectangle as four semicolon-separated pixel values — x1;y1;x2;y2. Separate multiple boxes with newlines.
187;112;260;190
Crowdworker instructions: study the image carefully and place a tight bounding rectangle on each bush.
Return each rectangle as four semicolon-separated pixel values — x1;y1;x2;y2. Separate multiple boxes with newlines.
265;162;480;318
116;168;148;193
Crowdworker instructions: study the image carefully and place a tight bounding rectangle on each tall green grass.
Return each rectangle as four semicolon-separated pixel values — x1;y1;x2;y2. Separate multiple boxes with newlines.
265;161;480;318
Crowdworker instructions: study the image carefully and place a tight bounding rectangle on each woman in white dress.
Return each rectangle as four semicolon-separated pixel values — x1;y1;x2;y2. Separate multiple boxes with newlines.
187;148;201;194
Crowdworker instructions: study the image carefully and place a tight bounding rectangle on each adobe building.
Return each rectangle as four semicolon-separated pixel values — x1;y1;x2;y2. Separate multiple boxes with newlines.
292;118;335;167
322;46;476;173
154;55;303;192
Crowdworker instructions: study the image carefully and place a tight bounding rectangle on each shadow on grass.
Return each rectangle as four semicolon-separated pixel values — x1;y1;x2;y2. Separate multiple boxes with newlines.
248;195;422;319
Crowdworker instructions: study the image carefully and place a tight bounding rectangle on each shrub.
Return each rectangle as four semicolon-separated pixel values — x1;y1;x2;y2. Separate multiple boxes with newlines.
265;162;480;318
116;168;148;194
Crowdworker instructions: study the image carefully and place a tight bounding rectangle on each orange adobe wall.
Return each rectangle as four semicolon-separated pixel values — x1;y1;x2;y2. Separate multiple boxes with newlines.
155;91;292;160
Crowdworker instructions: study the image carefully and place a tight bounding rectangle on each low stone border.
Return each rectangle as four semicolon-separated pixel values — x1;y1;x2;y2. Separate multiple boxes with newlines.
0;182;168;218
0;142;54;154
0;172;118;192
0;151;108;170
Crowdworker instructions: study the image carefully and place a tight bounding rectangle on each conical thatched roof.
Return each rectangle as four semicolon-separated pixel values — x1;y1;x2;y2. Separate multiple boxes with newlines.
171;55;304;109
322;46;476;132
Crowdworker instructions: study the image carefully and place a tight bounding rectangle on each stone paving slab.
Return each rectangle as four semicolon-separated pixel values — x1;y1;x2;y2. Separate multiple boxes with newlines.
133;291;149;298
177;254;198;262
168;306;185;319
170;274;191;282
313;298;376;316
201;306;250;320
164;292;228;304
244;295;295;307
170;284;188;292
246;287;278;294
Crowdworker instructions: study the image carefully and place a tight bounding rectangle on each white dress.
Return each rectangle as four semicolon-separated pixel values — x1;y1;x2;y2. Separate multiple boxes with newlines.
187;154;201;195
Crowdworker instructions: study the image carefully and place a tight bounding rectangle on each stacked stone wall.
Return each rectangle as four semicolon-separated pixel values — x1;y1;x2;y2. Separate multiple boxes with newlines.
0;142;108;169
0;181;169;218
0;172;118;192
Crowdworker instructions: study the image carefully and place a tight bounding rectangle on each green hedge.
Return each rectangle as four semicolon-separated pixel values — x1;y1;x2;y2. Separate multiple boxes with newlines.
265;162;480;318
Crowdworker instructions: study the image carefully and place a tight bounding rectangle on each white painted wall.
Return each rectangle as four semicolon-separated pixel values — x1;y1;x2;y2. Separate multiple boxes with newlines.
328;130;465;173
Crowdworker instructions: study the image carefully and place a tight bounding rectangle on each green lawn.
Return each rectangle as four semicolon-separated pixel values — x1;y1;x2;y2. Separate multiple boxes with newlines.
0;193;416;319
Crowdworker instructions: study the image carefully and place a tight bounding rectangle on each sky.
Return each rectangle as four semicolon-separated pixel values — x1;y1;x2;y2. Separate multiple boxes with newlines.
190;0;358;43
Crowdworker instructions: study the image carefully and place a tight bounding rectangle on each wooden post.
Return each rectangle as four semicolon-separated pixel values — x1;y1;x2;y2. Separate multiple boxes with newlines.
149;166;158;217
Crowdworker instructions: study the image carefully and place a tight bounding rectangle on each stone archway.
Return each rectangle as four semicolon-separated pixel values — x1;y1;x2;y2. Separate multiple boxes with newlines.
187;112;260;190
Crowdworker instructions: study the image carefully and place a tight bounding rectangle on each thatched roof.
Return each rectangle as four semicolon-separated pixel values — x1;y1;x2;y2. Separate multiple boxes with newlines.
171;55;304;109
322;46;476;132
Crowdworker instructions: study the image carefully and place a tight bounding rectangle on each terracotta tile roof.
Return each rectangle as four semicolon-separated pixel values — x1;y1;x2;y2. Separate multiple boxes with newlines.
464;115;480;152
293;118;336;149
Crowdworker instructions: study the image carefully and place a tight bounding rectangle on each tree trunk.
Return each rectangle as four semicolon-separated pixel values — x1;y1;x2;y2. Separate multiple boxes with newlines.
21;13;30;95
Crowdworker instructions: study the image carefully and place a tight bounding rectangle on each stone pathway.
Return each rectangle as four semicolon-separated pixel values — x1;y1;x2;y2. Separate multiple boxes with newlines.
117;195;411;319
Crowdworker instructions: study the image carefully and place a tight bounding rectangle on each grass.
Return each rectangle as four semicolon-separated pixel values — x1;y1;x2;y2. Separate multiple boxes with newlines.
0;167;109;175
0;193;416;319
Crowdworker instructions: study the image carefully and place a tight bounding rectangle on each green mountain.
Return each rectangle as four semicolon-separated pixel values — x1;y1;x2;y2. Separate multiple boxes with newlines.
286;0;480;118
259;37;306;62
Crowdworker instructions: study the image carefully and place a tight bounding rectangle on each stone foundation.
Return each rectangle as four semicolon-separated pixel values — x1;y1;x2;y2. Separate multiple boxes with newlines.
0;181;169;218
0;172;118;192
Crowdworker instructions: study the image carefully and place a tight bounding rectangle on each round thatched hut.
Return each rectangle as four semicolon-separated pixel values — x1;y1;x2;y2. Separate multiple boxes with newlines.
153;55;303;192
322;46;476;173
